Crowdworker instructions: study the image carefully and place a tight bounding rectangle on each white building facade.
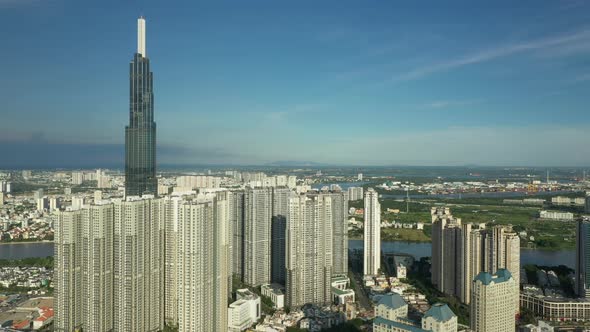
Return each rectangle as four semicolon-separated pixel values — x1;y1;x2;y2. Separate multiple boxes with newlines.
364;188;381;276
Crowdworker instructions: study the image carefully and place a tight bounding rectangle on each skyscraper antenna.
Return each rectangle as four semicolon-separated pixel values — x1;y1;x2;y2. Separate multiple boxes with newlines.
137;16;146;57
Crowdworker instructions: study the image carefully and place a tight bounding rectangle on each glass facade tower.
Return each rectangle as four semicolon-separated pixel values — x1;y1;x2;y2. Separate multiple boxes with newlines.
125;16;157;197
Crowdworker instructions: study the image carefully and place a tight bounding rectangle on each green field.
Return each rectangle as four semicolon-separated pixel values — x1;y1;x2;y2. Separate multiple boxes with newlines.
348;195;578;250
381;228;430;242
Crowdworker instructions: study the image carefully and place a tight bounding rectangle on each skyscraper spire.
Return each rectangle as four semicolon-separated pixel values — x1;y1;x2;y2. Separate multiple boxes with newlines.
125;16;157;197
137;16;146;57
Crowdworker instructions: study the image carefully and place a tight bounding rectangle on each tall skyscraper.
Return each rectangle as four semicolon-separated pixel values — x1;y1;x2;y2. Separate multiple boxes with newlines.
271;187;292;285
230;190;246;279
81;203;114;332
470;269;517;332
325;189;349;276
125;16;157;197
163;196;183;327
576;219;590;298
364;188;381;276
458;223;474;304
177;194;231;332
243;187;273;286
54;209;83;332
431;207;461;291
286;194;333;307
113;197;165;332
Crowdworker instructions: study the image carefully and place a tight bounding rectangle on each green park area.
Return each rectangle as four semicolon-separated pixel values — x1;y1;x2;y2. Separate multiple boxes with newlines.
349;195;578;251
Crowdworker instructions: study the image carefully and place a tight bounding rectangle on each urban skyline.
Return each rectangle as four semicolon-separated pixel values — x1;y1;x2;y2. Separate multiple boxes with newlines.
2;2;590;332
1;1;590;167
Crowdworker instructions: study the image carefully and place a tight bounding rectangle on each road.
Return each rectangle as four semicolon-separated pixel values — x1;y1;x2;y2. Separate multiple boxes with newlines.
348;270;372;313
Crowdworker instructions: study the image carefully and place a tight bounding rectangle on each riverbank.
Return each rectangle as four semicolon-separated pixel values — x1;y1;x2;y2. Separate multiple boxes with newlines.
0;241;54;245
0;239;576;268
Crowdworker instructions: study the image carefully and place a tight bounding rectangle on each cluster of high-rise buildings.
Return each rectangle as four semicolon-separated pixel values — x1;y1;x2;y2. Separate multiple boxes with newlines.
56;13;590;332
54;187;357;331
52;17;369;331
70;169;111;188
0;180;11;193
430;207;520;331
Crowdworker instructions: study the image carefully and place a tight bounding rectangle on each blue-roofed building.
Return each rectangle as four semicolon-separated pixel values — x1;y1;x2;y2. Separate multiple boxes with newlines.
374;317;428;332
373;294;458;332
375;294;408;321
470;269;517;332
422;303;458;332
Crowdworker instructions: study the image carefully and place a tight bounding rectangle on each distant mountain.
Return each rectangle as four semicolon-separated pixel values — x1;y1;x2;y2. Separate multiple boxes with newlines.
265;160;327;167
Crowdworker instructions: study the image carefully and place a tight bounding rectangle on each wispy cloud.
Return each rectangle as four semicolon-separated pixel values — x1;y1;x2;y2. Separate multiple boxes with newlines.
422;99;483;109
391;28;590;82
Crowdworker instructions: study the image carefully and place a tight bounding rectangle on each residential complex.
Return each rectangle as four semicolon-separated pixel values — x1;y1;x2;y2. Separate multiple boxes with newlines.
177;194;231;332
431;207;462;295
373;293;457;332
113;197;164;332
325;189;349;276
81;203;114;332
243;187;273;286
53;210;83;332
271;187;292;285
347;186;364;201
364;188;381;276
431;207;520;311
285;194;333;307
470;269;518;332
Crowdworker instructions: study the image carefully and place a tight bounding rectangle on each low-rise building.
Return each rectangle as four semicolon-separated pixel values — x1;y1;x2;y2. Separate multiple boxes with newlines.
396;264;407;279
520;292;590;322
421;303;458;332
228;289;261;331
539;210;574;221
373;294;457;332
261;284;285;309
332;287;355;305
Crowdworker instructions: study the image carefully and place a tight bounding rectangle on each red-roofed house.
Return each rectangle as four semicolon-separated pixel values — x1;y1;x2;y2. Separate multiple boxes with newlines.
33;307;54;330
13;319;30;330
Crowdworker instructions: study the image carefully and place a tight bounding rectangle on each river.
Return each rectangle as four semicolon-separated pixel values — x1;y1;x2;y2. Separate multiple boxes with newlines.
0;240;575;268
348;240;575;268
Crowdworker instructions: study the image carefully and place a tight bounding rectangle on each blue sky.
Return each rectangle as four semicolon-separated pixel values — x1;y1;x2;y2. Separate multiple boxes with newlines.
1;0;590;167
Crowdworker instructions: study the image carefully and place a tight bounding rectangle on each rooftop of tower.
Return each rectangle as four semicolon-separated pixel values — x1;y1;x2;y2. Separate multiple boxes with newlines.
474;269;513;285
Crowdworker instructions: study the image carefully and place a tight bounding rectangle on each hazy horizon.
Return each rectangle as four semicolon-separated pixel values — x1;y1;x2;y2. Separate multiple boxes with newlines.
1;0;590;167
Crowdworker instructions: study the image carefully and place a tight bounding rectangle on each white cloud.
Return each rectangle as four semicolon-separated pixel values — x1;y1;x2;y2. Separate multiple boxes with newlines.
422;99;482;109
391;28;590;82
